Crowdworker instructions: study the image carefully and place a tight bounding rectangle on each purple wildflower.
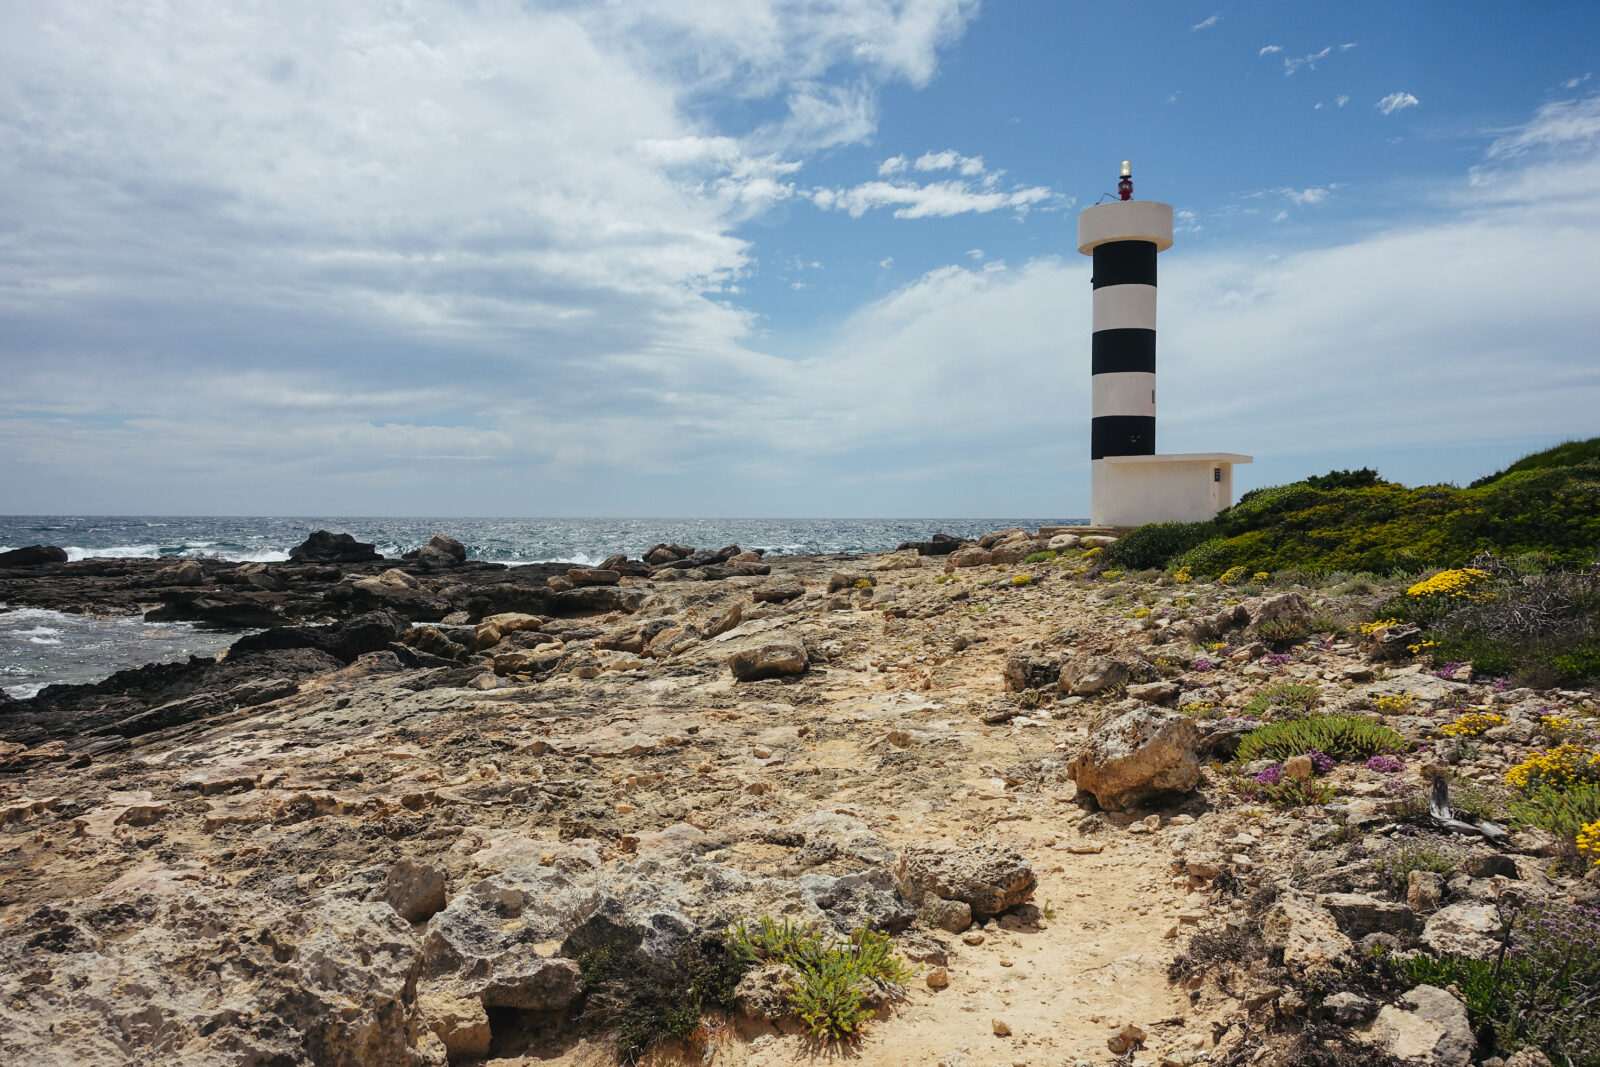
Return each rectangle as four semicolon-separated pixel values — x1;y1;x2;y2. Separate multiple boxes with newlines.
1366;755;1405;774
1191;658;1215;672
1307;749;1335;775
1492;676;1512;692
1254;765;1285;786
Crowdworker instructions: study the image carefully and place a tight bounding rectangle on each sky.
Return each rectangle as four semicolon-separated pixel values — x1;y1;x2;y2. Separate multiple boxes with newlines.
2;0;1598;518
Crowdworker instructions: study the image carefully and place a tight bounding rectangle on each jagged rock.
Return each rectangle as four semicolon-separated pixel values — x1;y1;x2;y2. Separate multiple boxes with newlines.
0;545;68;567
1421;902;1503;959
867;551;922;571
753;581;805;603
1194;717;1255;760
1319;991;1377;1025
403;626;471;663
1262;895;1353;977
1361;622;1424;662
154;559;205;586
1249;592;1312;637
729;640;808;681
1058;656;1148;696
1182;851;1228;879
1126;680;1179;705
229;609;411;664
945;546;993;569
0;890;445;1066
384;859;449;923
289;529;383;563
895;842;1035;920
895;533;966;556
412;534;467;569
734;964;799;1019
643;542;694;565
478;957;583;1011
1372;984;1475;1067
798;868;915;934
920;897;973;933
1003;651;1060;692
1066;707;1201;811
417;991;491;1061
1407;870;1445;911
704;603;743;638
1317;893;1416;937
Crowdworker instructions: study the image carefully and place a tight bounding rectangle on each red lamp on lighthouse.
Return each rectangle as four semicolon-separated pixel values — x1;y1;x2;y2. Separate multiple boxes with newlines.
1117;160;1133;201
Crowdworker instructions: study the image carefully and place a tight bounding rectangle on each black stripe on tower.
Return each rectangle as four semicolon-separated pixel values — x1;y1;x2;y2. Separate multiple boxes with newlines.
1091;329;1156;375
1091;240;1157;289
1092;415;1156;460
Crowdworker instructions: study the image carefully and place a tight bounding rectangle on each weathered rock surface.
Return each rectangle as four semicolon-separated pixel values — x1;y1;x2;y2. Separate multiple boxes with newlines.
895;842;1035;920
0;545;68;567
1066;707;1201;811
1262;895;1352;977
1420;902;1504;959
1371;984;1475;1067
290;529;385;564
729;640;808;681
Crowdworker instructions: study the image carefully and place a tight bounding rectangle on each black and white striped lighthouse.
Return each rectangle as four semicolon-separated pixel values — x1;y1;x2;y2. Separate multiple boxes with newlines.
1076;163;1248;527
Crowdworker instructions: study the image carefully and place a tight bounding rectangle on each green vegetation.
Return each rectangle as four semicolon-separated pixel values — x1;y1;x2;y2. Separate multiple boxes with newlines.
1509;781;1600;861
1373;841;1459;894
573;921;751;1061
1240;681;1322;719
1234;715;1407;764
1101;437;1600;577
1390;902;1600;1064
728;918;912;1044
1022;550;1057;563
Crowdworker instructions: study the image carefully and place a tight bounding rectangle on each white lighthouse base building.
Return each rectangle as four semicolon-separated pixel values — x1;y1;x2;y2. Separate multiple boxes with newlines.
1091;453;1253;528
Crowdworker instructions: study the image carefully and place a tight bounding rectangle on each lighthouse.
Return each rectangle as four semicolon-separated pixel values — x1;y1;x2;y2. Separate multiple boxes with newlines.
1077;162;1251;527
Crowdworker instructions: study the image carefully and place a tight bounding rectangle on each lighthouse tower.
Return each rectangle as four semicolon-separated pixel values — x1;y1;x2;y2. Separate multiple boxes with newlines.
1077;163;1251;527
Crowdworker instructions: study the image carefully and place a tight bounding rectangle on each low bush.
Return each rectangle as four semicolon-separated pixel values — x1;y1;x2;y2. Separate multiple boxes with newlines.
573;921;751;1060
1373;840;1460;893
1022;550;1057;563
1509;781;1600;858
1391;901;1600;1063
1099;521;1217;571
1234;715;1407;764
1240;682;1321;719
728;918;912;1044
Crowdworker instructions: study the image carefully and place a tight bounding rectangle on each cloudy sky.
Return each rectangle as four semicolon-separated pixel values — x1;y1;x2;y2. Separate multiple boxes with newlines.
2;1;1598;518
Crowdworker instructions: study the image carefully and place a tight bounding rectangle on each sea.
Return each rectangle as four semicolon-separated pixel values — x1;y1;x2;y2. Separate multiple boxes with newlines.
1;515;1076;699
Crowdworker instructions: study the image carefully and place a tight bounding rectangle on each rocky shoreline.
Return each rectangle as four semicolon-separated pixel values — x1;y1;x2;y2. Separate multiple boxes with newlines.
2;528;1597;1066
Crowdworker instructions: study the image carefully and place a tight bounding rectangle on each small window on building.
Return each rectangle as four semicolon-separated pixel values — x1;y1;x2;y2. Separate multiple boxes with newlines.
1213;467;1221;483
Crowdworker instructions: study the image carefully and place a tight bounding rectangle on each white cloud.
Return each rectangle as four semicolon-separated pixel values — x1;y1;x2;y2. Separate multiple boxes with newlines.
1565;73;1592;90
1377;91;1420;115
1336;94;1350;107
1285;185;1335;205
1192;13;1222;31
878;154;909;175
809;179;1054;219
1284;46;1332;75
1485;92;1600;158
914;149;987;176
1260;45;1283;56
878;256;894;269
965;248;984;260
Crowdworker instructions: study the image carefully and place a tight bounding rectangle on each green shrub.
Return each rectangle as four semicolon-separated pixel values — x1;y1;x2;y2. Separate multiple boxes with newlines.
1305;467;1384;490
1508;781;1600;857
1241;682;1322;719
1162;439;1600;576
1470;437;1600;488
728;918;912;1044
1373;841;1460;894
1234;715;1407;764
1258;618;1310;648
1233;774;1336;809
573;920;751;1059
1100;520;1217;571
1022;550;1057;563
1390;902;1600;1063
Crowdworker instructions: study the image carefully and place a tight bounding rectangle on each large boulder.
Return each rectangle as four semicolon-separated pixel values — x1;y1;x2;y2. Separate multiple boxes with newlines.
1058;656;1147;696
0;545;68;567
228;609;411;664
895;842;1035;920
729;641;808;682
895;533;966;557
289;529;383;563
412;534;467;569
1371;984;1475;1067
1066;707;1201;811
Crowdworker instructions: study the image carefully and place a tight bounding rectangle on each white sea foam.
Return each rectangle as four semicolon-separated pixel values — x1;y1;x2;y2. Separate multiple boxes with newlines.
64;544;162;561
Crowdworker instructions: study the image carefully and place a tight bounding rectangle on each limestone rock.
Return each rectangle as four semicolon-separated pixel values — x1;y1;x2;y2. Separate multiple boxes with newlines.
1066;707;1201;811
155;559;205;586
418;991;492;1061
1059;656;1147;696
1003;651;1060;692
797;868;915;934
478;956;583;1011
1262;895;1353;977
896;842;1035;920
384;859;449;923
920;897;973;933
1317;892;1416;937
1408;870;1445;911
1126;680;1179;705
1319;991;1377;1026
704;603;743;638
946;546;994;569
1249;592;1312;638
867;550;922;571
734;964;799;1019
729;640;808;682
752;581;805;603
1421;902;1503;959
1372;984;1475;1067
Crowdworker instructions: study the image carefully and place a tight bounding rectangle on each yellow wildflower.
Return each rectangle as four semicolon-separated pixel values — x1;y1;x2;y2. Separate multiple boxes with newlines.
1406;568;1492;599
1505;743;1600;792
1578;820;1600;868
1173;566;1193;584
1218;566;1248;584
1440;711;1506;737
1252;572;1270;582
1360;618;1403;636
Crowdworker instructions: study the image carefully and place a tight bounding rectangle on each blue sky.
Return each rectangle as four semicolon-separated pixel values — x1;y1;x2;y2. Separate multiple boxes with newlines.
2;1;1597;517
